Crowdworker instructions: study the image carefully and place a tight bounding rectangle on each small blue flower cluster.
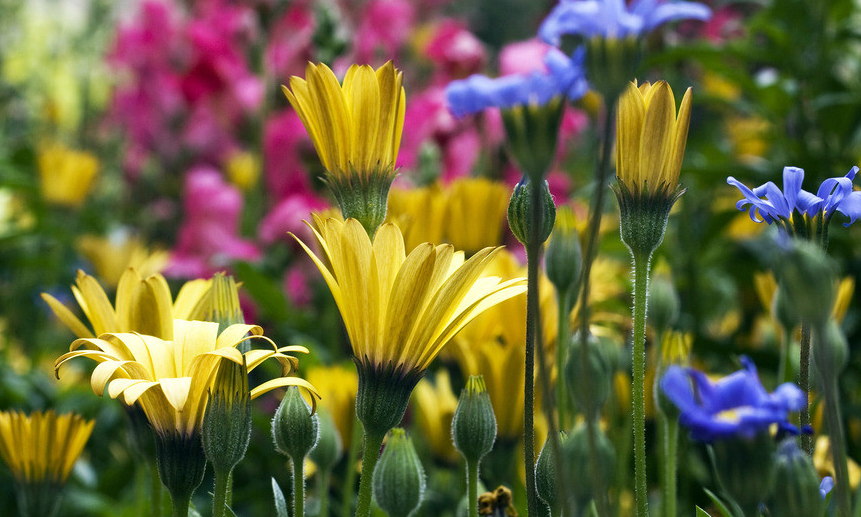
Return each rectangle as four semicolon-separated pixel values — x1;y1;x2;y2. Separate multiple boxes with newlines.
660;356;804;442
728;166;861;226
445;0;711;117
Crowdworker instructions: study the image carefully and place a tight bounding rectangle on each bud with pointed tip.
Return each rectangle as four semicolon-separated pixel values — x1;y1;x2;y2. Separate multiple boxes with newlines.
452;376;497;463
373;428;426;517
272;386;320;462
508;178;556;247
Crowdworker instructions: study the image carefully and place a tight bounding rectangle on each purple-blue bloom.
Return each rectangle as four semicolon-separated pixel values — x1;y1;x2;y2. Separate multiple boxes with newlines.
727;166;861;226
539;0;711;45
820;477;834;499
660;356;805;442
445;48;588;118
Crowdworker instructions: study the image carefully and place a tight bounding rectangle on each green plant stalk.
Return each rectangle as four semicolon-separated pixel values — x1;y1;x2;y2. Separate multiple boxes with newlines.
523;203;540;517
341;420;362;517
212;469;231;517
799;322;812;455
631;251;652;517
576;101;617;517
821;372;851;517
293;458;306;517
136;462;148;517
777;329;793;385
319;470;331;517
355;431;385;517
467;459;480;517
151;463;164;517
170;493;190;517
556;293;572;430
659;413;678;517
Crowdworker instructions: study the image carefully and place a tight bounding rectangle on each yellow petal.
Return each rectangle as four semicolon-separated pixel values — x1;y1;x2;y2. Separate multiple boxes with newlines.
616;82;645;186
159;377;193;412
638;81;675;189
666;86;692;188
384;244;437;367
74;271;118;335
41;293;94;339
344;65;381;173
173;320;220;375
309;63;351;173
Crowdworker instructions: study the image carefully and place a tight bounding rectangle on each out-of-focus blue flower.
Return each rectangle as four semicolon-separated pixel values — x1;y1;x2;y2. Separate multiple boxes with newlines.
539;0;711;45
660;356;804;442
820;477;834;499
727;166;861;227
445;48;588;118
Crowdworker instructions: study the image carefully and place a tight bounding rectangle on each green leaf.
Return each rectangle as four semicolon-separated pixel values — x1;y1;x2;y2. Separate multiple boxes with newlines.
696;506;712;517
703;488;735;517
272;477;290;517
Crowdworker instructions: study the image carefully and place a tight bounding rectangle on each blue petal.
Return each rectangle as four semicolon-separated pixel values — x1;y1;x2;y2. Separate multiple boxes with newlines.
820;477;834;499
781;166;804;214
836;191;861;226
641;1;712;31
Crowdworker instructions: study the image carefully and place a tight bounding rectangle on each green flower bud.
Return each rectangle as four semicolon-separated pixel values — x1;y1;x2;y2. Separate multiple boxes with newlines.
373;429;426;517
584;36;642;101
203;358;251;473
565;332;613;416
452;376;497;463
203;273;245;333
768;438;827;517
309;408;343;472
813;318;849;381
501;98;564;183
564;424;615;510
773;284;799;334
775;239;836;326
272;386;320;461
154;432;207;510
507;178;556;247
545;206;582;303
711;434;776;515
611;177;684;260
535;432;567;511
648;265;679;337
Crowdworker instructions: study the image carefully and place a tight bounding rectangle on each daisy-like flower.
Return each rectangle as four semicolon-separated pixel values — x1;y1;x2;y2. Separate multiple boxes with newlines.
41;268;211;340
283;62;405;235
0;410;94;517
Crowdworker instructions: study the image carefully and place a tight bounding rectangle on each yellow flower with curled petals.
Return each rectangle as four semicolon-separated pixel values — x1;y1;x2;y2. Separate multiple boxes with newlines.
283;62;406;234
293;215;526;436
55;319;317;438
0;410;94;484
616;80;692;195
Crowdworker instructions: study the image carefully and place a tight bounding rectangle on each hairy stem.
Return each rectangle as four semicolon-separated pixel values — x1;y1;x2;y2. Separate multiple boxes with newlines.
632;252;652;517
355;431;385;517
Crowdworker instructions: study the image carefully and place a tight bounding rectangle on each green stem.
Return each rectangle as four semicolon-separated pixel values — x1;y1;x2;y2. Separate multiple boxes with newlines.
151;462;164;517
799;322;812;455
340;419;362;517
319;469;331;517
659;414;678;517
136;461;149;517
777;329;793;385
818;333;851;517
212;469;231;517
523;191;540;517
293;458;306;517
556;293;572;431
170;493;190;517
576;99;617;517
632;252;652;517
355;431;385;517
467;459;479;517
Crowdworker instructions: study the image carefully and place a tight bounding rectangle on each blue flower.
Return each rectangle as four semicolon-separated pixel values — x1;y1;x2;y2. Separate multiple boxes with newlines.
660;356;804;442
727;166;861;227
445;48;588;118
820;477;834;499
539;0;711;45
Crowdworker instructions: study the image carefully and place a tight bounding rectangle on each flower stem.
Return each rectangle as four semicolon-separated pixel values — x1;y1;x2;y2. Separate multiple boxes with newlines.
170;493;190;517
151;462;163;517
576;100;617;517
816;323;851;517
632;251;652;517
556;294;571;431
340;419;362;517
319;469;331;517
659;413;678;517
355;431;385;517
467;459;479;517
523;187;540;517
212;469;231;517
293;458;306;517
799;321;812;455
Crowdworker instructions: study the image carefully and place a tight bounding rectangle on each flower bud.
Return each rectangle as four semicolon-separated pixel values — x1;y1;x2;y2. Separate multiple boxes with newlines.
373;429;426;517
584;36;641;101
768;438;827;517
203;358;252;473
155;433;208;510
272;386;320;462
564;424;615;510
813;318;849;381
648;264;679;337
565;331;613;416
309;408;343;472
711;434;776;515
654;332;692;418
773;284;799;333
535;431;566;511
501;98;564;182
774;239;836;326
545;206;582;303
202;273;245;333
507;178;556;247
452;376;497;463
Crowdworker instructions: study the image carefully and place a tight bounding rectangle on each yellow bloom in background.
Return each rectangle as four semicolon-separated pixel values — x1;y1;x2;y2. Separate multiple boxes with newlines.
307;364;359;445
41;268;211;340
616;80;692;194
225;150;260;191
446;178;511;254
725;115;770;162
411;370;460;464
387;184;447;251
37;142;99;207
77;232;169;288
815;435;861;490
0;410;94;484
55;319;317;437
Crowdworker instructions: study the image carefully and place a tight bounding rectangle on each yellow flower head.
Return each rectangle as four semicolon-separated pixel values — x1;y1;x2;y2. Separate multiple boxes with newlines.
0;410;94;484
446;178;512;254
41;268;211;340
307;364;359;444
283;61;405;179
37;142;99;208
616;80;692;194
295;215;526;374
55;319;317;437
412;370;460;463
77;233;169;288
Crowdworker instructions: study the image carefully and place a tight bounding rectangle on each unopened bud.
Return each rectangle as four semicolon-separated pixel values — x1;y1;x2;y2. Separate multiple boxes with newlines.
565;332;613;415
545;206;582;303
203;358;251;473
768;438;827;517
535;432;566;511
648;264;679;336
507;178;556;247
272;386;320;461
452;376;497;463
373;428;426;517
564;424;615;510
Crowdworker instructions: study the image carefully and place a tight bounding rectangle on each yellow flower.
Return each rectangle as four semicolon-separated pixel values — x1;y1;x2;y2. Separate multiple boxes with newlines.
55;319;317;437
446;178;511;254
0;410;94;484
307;364;359;445
616;80;692;194
411;370;460;463
225;150;260;191
41;269;211;340
37;142;99;207
296;216;526;374
283;62;405;179
387;184;447;251
77;233;169;288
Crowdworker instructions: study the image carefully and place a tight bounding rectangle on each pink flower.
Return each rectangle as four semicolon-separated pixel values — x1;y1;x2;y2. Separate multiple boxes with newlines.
499;39;553;75
264;110;316;201
258;192;329;245
284;262;314;308
353;0;415;62
424;20;486;81
265;3;315;81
